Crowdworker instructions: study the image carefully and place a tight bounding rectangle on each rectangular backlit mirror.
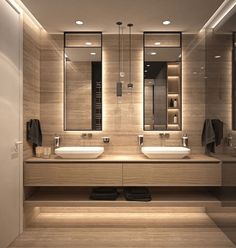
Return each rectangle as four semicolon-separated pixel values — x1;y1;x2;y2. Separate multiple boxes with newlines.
64;32;102;131
143;32;182;131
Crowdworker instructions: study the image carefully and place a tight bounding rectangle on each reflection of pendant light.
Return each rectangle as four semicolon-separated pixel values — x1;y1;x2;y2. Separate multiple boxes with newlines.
127;23;134;90
116;21;122;97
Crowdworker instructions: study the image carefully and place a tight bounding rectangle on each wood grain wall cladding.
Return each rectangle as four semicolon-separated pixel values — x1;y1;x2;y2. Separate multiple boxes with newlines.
205;30;233;154
39;33;206;154
23;14;41;160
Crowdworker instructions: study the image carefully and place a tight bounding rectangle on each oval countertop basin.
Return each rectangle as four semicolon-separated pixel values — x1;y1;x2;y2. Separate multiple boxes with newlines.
141;146;191;159
55;146;104;159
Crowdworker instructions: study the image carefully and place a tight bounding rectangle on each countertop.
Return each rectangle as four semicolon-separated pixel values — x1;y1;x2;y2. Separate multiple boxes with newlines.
25;154;220;163
213;154;236;162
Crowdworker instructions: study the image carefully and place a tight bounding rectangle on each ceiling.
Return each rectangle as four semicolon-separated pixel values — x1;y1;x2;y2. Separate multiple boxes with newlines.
21;0;224;33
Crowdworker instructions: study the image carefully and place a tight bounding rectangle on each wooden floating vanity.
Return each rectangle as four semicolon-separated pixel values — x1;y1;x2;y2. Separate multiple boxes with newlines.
24;154;222;210
24;154;221;187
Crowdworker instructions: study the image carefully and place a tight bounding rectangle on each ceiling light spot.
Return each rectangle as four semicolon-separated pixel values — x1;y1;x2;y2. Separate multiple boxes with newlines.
76;20;84;25
155;42;161;45
162;20;171;25
90;52;96;55
147;64;150;67
214;55;221;59
150;52;157;55
85;42;92;45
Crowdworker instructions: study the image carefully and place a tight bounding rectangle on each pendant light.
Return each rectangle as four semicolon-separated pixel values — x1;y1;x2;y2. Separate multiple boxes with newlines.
127;23;134;90
116;21;123;97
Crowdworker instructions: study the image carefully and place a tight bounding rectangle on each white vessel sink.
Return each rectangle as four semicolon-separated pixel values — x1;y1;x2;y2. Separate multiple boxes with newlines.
55;146;104;159
141;146;191;159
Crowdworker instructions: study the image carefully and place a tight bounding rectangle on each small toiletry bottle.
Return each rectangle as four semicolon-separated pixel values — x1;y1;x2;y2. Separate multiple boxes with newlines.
169;98;174;107
173;114;178;124
173;99;178;108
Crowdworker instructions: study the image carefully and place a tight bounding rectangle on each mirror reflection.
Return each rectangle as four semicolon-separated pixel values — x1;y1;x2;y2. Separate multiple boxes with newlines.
144;32;182;131
64;33;102;131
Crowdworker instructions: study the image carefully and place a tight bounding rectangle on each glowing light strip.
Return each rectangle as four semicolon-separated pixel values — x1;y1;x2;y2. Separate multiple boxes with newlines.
200;0;236;31
8;0;43;29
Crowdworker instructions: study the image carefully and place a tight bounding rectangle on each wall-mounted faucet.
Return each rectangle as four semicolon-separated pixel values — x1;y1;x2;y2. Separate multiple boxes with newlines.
138;135;144;146
159;133;170;139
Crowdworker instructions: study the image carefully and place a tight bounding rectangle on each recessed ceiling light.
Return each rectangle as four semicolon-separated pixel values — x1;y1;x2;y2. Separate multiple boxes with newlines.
76;20;84;25
147;64;150;67
85;42;92;45
155;42;161;45
150;52;157;55
162;20;171;25
90;52;96;55
145;70;148;73
214;55;221;59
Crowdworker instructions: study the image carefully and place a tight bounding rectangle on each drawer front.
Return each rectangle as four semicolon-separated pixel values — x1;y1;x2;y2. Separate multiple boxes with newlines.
24;163;122;186
123;163;221;186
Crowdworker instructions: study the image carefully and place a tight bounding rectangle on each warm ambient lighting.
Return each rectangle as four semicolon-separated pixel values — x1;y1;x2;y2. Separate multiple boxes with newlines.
90;52;96;55
200;0;236;30
75;20;84;25
162;20;171;25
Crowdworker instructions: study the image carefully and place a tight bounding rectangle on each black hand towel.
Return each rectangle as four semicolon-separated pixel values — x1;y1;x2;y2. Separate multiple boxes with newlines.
201;119;215;153
27;119;42;153
211;119;223;146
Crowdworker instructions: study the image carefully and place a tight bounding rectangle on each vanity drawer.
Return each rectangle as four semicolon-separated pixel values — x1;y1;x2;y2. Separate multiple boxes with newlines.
123;163;221;186
24;163;122;186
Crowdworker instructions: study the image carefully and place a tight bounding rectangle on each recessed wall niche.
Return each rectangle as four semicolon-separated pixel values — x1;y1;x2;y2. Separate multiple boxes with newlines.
143;32;182;131
64;32;102;131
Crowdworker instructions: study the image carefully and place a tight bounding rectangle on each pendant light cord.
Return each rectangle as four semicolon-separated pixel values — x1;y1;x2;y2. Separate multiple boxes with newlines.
128;24;133;86
116;22;122;82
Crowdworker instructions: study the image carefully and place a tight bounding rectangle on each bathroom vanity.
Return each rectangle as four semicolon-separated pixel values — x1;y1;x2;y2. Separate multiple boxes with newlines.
24;155;221;212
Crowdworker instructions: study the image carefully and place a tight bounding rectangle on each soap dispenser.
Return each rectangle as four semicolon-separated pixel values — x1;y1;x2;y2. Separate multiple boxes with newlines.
182;133;189;147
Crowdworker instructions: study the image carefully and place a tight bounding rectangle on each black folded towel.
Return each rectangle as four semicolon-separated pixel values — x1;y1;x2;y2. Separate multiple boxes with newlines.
124;187;152;202
26;119;42;154
90;187;119;201
92;187;117;194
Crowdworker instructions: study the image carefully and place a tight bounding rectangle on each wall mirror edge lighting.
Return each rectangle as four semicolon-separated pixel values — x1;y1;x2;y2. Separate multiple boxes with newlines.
143;31;182;131
64;32;103;131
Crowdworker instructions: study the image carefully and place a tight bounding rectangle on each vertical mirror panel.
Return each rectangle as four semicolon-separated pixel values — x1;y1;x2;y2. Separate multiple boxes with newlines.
144;32;182;131
64;33;102;131
233;33;236;130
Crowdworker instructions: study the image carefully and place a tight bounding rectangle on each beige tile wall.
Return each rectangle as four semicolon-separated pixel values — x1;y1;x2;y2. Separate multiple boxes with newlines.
39;32;206;155
23;15;41;159
205;29;233;153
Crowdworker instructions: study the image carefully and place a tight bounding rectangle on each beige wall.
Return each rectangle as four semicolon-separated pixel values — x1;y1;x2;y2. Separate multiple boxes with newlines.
23;15;41;159
39;33;206;154
205;29;233;153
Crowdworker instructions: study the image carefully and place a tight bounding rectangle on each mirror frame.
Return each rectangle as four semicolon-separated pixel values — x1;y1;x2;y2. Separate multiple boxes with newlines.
63;32;103;131
233;32;236;130
143;31;182;131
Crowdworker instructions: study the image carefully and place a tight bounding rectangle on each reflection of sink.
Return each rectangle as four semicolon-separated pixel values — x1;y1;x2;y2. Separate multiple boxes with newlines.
55;147;104;159
141;146;191;159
